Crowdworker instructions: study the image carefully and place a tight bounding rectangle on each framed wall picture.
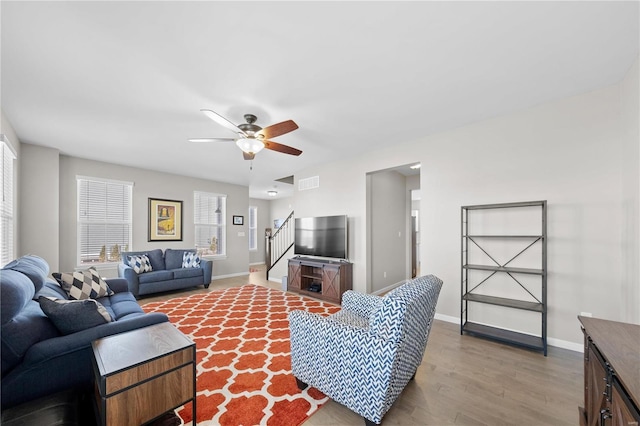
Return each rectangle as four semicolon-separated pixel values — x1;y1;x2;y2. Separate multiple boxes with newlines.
149;198;183;241
233;215;244;225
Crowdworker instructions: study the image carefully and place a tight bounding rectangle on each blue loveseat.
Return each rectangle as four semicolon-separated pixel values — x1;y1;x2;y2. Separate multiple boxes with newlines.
118;248;212;298
0;255;169;409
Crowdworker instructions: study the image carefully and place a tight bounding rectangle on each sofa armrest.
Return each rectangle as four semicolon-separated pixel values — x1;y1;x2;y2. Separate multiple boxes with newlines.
21;312;169;366
200;258;213;284
117;263;140;297
341;290;383;318
105;277;129;293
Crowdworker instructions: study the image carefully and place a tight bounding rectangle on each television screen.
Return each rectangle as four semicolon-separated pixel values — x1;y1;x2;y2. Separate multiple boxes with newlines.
294;215;347;259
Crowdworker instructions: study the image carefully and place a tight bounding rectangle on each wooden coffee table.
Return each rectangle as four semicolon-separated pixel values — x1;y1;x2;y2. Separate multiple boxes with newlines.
91;322;196;426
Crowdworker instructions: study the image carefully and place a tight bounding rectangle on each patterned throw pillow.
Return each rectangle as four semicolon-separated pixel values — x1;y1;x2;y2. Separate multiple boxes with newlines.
38;296;112;335
182;252;201;268
128;254;153;274
52;267;114;300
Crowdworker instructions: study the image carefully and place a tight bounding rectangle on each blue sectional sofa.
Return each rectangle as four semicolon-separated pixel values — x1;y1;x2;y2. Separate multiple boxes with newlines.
118;248;212;298
0;255;169;409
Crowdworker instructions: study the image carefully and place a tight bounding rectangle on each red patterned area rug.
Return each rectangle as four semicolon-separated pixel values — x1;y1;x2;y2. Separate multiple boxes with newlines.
143;284;341;426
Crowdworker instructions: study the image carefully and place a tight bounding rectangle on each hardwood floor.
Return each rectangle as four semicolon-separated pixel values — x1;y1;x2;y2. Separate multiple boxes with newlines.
138;265;583;425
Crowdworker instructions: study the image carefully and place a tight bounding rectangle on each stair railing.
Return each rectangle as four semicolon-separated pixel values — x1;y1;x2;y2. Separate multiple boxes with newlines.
266;210;294;281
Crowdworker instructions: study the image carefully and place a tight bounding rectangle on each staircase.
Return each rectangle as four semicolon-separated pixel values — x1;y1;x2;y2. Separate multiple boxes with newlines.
266;211;294;281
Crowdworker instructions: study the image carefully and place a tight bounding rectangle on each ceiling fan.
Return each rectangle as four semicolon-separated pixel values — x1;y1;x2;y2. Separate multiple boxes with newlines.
189;110;302;160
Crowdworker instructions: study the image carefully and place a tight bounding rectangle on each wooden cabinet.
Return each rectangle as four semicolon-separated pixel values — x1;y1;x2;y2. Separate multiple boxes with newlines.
579;316;640;426
288;257;352;304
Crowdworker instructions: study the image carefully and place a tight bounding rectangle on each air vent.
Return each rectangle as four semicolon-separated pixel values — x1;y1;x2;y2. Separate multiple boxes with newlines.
298;176;319;191
275;175;294;185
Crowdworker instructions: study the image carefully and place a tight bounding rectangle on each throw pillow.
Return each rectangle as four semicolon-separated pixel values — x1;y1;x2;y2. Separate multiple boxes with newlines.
52;267;114;300
128;254;153;274
38;296;113;335
181;252;201;268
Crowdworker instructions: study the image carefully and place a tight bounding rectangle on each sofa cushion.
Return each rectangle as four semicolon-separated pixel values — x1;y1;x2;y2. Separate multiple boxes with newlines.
173;267;203;279
2;255;49;293
97;292;145;320
121;249;165;271
1;301;60;375
127;254;153;274
1;271;36;325
182;252;201;268
165;249;195;270
38;297;113;335
145;249;165;271
138;270;174;284
35;280;73;300
52;268;114;300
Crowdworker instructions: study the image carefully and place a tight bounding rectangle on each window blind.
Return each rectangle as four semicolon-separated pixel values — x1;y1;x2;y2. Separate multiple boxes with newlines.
1;140;16;266
194;191;226;256
77;177;132;265
248;206;257;251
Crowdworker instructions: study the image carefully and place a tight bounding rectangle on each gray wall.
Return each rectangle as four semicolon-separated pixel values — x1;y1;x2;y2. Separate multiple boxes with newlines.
249;197;270;265
53;154;250;277
20;144;60;270
368;170;408;292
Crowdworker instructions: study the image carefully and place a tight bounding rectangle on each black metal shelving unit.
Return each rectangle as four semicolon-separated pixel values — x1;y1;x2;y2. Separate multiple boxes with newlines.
461;200;547;355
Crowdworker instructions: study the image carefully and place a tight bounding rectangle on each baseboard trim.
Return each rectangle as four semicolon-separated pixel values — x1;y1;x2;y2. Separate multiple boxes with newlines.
371;280;407;296
434;313;582;353
211;272;249;281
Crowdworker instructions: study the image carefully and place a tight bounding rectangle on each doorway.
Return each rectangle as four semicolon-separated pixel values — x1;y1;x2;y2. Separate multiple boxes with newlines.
365;163;420;294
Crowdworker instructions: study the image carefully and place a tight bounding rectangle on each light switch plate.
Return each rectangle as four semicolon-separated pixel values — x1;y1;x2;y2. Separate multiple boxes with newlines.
238;232;245;237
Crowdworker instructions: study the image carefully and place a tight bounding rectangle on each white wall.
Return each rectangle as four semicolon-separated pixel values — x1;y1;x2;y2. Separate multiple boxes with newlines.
286;60;639;347
56;154;250;277
619;58;640;324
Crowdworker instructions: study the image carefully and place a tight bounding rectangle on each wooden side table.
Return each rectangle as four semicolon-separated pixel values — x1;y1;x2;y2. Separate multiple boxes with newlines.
92;322;196;426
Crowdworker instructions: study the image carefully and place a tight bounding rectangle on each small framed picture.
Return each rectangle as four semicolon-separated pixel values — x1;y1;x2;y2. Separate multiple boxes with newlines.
233;215;244;225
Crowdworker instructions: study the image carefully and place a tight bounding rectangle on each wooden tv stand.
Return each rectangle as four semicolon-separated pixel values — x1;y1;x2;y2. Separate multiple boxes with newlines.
288;257;352;304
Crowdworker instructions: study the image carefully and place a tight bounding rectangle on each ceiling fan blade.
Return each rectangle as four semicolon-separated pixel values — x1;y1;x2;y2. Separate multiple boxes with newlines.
188;137;236;143
256;120;298;139
243;151;255;161
263;140;303;156
201;109;248;137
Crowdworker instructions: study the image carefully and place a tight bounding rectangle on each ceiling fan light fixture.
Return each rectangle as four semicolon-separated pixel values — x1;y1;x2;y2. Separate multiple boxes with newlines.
236;138;265;155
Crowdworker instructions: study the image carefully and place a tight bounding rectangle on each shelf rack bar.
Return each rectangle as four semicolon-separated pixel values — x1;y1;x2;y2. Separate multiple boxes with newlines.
462;200;546;210
460;200;547;356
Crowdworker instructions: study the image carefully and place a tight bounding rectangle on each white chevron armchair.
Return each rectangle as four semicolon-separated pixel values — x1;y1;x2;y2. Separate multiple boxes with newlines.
289;274;443;425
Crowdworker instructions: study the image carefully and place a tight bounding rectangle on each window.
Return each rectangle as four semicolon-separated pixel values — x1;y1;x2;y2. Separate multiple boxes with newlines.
77;176;132;265
1;138;16;266
249;206;257;251
194;191;226;256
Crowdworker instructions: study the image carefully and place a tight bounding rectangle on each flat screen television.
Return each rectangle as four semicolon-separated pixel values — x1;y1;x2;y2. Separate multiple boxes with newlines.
294;215;347;259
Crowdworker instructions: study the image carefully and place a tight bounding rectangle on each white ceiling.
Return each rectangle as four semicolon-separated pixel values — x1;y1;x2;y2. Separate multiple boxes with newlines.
2;1;638;199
